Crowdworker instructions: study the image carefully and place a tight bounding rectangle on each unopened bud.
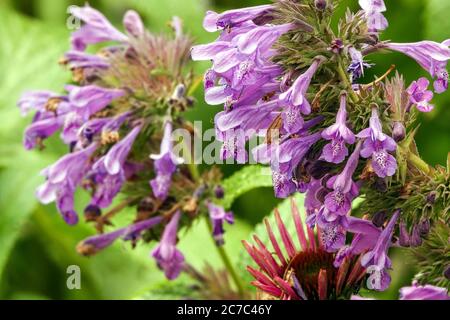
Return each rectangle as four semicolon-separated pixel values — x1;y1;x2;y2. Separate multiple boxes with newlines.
427;191;437;204
410;225;423;247
315;0;327;11
372;211;388;228
399;221;410;247
444;265;450;280
215;186;225;199
418;219;430;237
392;121;406;142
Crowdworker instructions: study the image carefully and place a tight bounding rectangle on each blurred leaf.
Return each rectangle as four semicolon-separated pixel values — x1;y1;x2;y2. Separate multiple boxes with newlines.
32;205;166;299
0;151;55;278
0;4;69;281
236;194;305;291
0;6;69;143
425;0;450;42
125;0;213;40
134;276;198;300
179;217;252;269
219;165;273;210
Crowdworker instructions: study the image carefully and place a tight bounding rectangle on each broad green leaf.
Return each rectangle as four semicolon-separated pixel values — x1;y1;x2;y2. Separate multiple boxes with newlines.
219;165;273;210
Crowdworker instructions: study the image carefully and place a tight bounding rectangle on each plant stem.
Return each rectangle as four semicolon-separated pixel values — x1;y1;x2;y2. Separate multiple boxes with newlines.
337;59;360;103
183;139;246;298
408;153;431;175
204;216;246;298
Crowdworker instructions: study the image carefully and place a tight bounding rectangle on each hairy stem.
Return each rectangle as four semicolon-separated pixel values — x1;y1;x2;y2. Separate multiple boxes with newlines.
337;59;359;103
408;152;431;175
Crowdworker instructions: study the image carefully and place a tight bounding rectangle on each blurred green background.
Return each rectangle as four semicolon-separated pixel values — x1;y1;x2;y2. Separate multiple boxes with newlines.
0;0;448;300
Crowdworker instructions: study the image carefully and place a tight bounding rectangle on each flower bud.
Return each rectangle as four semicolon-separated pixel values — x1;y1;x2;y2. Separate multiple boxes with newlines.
427;191;437;204
444;265;450;280
410;225;423;247
214;185;225;199
328;39;344;54
392;121;406;142
418;219;430;237
315;0;327;11
399;222;410;247
372;211;388;228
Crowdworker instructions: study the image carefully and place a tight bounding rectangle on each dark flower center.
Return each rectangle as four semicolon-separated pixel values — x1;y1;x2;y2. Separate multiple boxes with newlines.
284;249;337;300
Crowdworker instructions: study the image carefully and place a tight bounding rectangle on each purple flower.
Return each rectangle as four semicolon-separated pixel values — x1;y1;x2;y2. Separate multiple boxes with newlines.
399;282;449;300
320;93;355;163
202;5;273;32
69;5;128;51
123;10;145;37
319;217;347;252
347;47;372;81
77;216;163;255
359;0;388;32
217;129;248;164
63;51;110;70
66;85;125;118
192;16;291;111
36;143;98;225
279;58;323;133
206;202;234;246
304;178;324;216
361;210;400;291
17;91;65;116
150;121;184;200
266;132;322;198
353;281;449;300
24;116;62;150
272;171;297;199
215;100;279;163
275;132;322;174
357;108;397;178
323;142;362;219
88;125;142;209
152;211;185;280
387;40;450;93
407;77;434;112
334;217;382;266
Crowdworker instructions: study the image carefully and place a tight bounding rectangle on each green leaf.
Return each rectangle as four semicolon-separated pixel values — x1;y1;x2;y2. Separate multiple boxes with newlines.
219;165;274;210
425;0;450;41
0;151;56;278
0;6;69;279
0;6;69;143
236;194;306;292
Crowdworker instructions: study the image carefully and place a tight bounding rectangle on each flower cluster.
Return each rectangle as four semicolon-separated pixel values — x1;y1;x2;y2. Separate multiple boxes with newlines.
195;1;450;298
19;5;232;280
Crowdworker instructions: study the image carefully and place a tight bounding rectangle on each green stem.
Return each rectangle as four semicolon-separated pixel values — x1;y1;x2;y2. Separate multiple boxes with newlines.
408;153;431;175
204;216;246;298
337;59;360;103
182;139;245;298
